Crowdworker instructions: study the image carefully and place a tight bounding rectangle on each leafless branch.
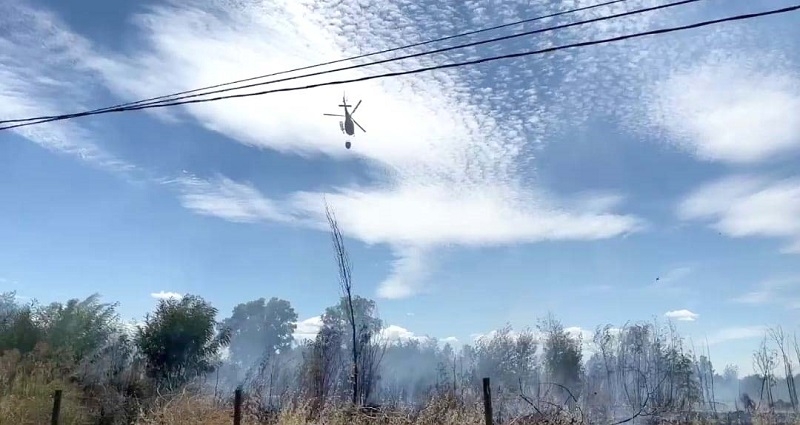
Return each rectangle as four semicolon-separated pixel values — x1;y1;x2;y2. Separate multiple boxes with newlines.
325;201;359;406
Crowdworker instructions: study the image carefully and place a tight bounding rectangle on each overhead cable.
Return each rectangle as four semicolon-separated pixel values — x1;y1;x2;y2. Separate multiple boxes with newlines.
1;0;697;127
0;0;633;126
1;4;796;131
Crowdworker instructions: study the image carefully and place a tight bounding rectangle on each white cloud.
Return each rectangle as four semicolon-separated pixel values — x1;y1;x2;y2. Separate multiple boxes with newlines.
0;2;136;175
77;0;648;299
375;246;431;300
150;291;183;300
678;174;800;253
707;326;767;345
171;180;642;298
648;55;800;164
564;326;594;342
664;309;699;322
290;185;642;248
292;317;429;345
293;316;323;342
379;324;431;343
441;336;459;345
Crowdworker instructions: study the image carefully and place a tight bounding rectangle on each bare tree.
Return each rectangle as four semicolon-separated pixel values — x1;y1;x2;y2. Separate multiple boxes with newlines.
302;327;343;409
357;331;387;405
704;339;717;414
769;326;797;411
325;202;360;406
753;335;778;409
793;333;800;404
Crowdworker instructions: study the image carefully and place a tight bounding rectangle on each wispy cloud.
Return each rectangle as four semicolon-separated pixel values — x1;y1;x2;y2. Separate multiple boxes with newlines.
659;266;693;284
150;291;183;300
707;326;767;345
173;174;293;224
0;2;136;175
730;276;800;309
664;309;699;322
644;266;695;296
678;174;800;254
0;277;18;287
647;53;800;164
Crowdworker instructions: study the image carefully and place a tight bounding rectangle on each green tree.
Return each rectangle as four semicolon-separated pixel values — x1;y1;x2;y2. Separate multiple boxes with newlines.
36;294;121;362
221;297;298;369
321;295;383;341
0;292;44;354
135;294;230;389
538;314;583;403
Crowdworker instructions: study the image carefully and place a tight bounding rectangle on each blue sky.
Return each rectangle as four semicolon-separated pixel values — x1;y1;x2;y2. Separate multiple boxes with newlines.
1;0;799;374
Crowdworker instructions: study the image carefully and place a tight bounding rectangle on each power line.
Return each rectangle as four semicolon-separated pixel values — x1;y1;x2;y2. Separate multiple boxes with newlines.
0;0;632;126
1;4;796;131
2;0;697;127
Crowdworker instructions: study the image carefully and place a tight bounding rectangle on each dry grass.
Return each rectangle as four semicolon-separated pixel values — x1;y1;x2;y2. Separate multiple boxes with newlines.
0;346;91;425
2;348;798;424
0;346;498;425
136;392;498;425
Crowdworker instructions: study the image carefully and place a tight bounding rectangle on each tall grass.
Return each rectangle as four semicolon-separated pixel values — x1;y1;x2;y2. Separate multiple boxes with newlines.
0;345;90;424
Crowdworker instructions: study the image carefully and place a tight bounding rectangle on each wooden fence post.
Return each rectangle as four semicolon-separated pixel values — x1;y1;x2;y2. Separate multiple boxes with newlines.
233;386;242;425
483;377;493;425
51;389;62;425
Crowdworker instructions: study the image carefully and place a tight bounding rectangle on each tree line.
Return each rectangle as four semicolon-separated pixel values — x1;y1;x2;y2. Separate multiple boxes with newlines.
1;289;796;422
0;207;796;423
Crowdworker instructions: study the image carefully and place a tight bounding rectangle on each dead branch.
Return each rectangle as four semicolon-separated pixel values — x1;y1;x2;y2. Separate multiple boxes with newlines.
325;201;359;406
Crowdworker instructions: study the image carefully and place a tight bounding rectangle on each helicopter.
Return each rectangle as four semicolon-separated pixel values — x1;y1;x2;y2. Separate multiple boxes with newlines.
323;93;365;149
